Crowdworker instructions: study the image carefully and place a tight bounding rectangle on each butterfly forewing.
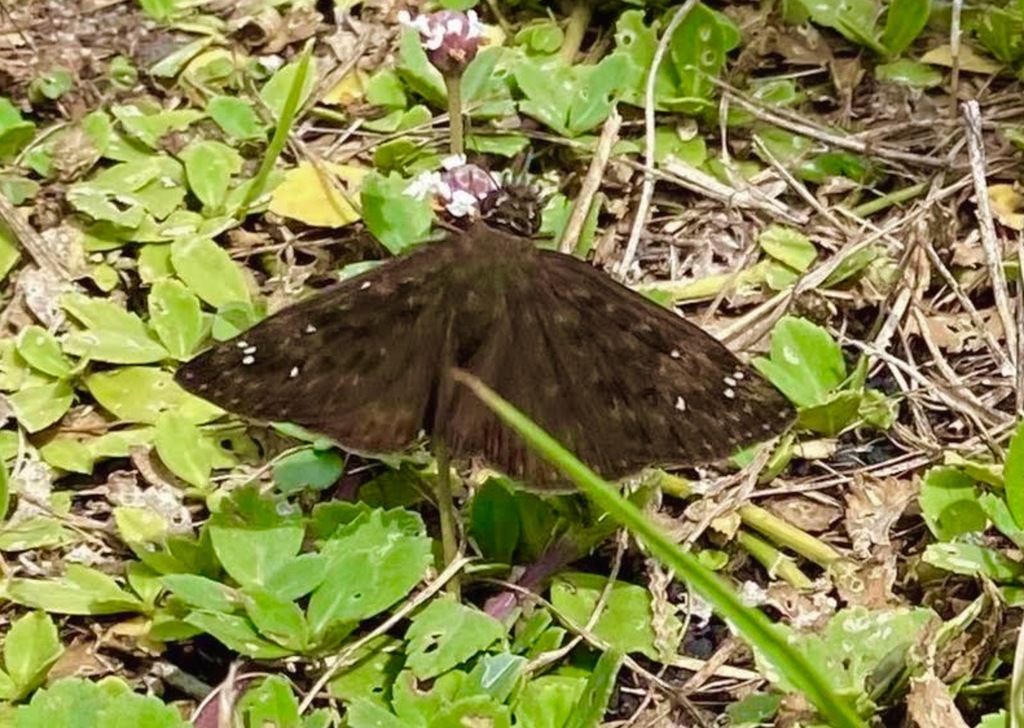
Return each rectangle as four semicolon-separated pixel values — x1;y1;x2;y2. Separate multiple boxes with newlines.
175;238;463;454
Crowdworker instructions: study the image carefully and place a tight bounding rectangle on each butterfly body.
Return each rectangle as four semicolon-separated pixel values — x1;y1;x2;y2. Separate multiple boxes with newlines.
176;223;794;487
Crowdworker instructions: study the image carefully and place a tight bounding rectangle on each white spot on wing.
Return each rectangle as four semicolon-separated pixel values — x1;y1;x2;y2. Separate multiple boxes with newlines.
724;376;736;387
305;324;317;334
243;346;257;355
236;340;248;348
723;388;735;399
670;349;681;359
242;355;255;365
674;396;687;412
289;366;299;378
360;281;372;290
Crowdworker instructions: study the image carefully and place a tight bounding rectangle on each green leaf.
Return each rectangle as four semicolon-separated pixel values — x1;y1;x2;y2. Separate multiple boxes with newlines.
40;438;94;475
0;517;73;553
8;380;73;432
328;634;403;705
154;412;212;488
179;140;243;211
0;98;36;162
243;590;309;651
404;598;504;679
209;521;305;592
147;278;206;360
469;479;520;564
1005;420;1024;528
928;542;1024;582
880;0;930;56
775;606;936;697
161;574;238;612
16;326;73;378
260;57;317;120
4;611;62;698
753;316;846;408
85;367;222;424
665;3;742;114
112;105;204;148
236;675;302;727
206;96;266;140
360;172;434;255
308;509;432;636
12;677;189;727
62;292;168;364
564;648;623;728
272;447;345;494
184;611;292;659
0;457;8;522
918;467;987;541
551;572;680;660
514;675;586;728
796;390;862;436
759;226;817;272
875;59;943;88
3;564;145;615
170;236;252;308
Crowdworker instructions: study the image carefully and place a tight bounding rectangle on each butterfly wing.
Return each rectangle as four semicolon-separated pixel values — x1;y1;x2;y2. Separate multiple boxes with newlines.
441;248;795;485
175;239;463;454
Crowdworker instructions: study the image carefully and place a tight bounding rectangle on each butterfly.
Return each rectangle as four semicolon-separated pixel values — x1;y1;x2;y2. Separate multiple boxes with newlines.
175;221;795;488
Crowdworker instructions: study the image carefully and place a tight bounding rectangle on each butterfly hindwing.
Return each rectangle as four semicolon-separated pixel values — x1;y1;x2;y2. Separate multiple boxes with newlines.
440;243;794;484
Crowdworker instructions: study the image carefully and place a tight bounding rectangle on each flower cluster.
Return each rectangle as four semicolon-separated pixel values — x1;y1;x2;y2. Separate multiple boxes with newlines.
405;155;500;219
397;9;485;75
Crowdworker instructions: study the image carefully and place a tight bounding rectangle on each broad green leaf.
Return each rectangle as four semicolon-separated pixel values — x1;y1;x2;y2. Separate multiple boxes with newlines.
147;278;206;360
926;542;1024;582
112;105;204;148
184;611;292;659
551;572;681;660
4;611;62;698
514;675;587;728
161;574;238;612
40;438;94;474
359;172;434;255
8;380;73;432
796;391;862;436
4;564;144;615
772;606;936;697
564;648;623;728
236;675;302;727
242;590;308;651
85;367;222;424
469;479;520;564
86;427;156;459
0;98;36;161
1005;420;1024;528
880;0;930;56
179;140;243;211
154;412;212;488
260;57;317;120
16;326;72;378
753;316;846;408
62;293;168;364
328;634;403;704
665;3;742;114
170;236;252;308
308;509;432;635
918;467;986;541
759;226;817;272
272;447;344;494
0;517;73;552
404;598;504;680
875;59;943;88
11;677;189;727
206;96;266;140
208;522;306;592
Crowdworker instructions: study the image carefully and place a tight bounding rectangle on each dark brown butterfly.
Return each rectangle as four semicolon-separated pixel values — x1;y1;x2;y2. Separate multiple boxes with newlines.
175;222;794;487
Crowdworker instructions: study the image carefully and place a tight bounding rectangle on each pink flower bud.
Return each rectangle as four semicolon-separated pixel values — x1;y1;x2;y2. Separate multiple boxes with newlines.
398;9;485;75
